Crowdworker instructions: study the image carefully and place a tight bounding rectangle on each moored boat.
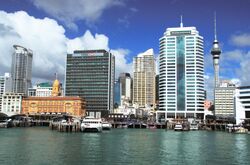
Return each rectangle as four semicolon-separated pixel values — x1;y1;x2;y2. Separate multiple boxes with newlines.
81;117;102;132
102;121;112;130
174;123;183;131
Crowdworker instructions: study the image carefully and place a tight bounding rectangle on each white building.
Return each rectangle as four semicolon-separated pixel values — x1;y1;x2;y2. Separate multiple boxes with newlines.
214;80;236;116
11;45;33;96
235;86;250;125
0;93;23;116
133;49;156;108
0;73;12;112
158;20;204;122
28;82;63;97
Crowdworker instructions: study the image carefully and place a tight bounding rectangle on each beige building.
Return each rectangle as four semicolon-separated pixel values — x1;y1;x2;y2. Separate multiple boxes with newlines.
214;80;236;116
133;49;155;108
22;79;86;117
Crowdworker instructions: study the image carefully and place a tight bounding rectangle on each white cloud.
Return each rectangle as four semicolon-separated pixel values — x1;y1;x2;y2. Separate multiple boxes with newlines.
0;10;132;84
230;33;250;47
30;0;124;29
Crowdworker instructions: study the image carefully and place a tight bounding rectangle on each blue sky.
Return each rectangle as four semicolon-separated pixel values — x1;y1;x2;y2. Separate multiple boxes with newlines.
0;0;250;99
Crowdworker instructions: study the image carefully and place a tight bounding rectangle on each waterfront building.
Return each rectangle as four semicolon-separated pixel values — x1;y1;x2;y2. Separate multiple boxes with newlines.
11;45;33;96
158;19;205;122
65;49;115;118
214;80;236;117
119;73;132;104
0;73;12;111
22;79;86;117
235;86;250;124
0;93;23;116
155;75;159;109
133;49;156;108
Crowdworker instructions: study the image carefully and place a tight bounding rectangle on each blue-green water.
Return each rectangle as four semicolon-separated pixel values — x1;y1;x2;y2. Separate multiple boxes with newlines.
0;128;250;165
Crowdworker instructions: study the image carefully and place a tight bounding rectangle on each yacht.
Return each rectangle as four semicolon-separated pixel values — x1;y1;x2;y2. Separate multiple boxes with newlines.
174;123;183;131
102;121;112;130
190;122;199;131
81;117;102;132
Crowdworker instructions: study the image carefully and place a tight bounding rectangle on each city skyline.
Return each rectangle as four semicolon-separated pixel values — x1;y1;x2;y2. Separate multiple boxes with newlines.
0;0;250;100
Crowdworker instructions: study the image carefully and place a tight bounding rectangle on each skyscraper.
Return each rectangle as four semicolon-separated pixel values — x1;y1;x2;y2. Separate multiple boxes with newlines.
65;49;115;118
158;19;204;121
119;73;132;104
211;13;221;88
0;73;12;112
133;49;156;108
11;45;33;96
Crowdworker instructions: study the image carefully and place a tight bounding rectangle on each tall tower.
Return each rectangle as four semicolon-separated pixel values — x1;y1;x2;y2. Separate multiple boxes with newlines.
133;49;156;108
211;13;221;88
158;18;204;121
11;45;33;96
65;49;115;118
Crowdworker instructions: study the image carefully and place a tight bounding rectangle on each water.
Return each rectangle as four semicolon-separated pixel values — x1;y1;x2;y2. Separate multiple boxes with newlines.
0;128;250;165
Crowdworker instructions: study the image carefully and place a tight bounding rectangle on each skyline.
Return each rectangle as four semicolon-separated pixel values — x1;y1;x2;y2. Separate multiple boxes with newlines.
0;0;250;100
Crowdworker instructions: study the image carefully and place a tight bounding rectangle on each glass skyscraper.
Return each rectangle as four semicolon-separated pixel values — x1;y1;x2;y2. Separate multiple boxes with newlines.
65;49;115;118
11;45;33;96
158;23;204;121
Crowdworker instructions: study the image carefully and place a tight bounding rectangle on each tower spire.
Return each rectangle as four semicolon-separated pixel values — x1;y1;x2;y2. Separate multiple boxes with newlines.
214;12;217;40
180;15;183;27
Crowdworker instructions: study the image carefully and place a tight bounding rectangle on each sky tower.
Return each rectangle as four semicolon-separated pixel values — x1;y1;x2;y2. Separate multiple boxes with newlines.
211;13;221;88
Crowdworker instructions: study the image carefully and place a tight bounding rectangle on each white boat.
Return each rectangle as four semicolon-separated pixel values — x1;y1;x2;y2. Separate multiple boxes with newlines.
174;123;183;131
190;122;199;131
81;117;102;132
234;127;248;134
102;122;112;130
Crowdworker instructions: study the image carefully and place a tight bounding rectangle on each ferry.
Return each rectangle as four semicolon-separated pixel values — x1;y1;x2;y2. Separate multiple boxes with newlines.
174;123;183;131
81;117;102;132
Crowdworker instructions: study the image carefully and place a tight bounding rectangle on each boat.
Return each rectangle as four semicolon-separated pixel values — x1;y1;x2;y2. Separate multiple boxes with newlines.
234;127;248;134
174;123;183;131
81;116;102;132
102;121;112;130
190;122;199;131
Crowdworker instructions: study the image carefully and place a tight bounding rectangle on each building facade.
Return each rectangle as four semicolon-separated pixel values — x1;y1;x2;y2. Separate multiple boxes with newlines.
11;45;33;96
65;49;115;118
133;49;156;108
0;93;23;116
214;80;236;116
28;82;63;97
119;73;132;104
158;22;205;121
235;86;250;124
0;73;12;111
22;79;86;117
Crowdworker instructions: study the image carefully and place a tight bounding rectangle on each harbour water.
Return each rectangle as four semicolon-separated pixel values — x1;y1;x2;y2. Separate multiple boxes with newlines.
0;128;250;165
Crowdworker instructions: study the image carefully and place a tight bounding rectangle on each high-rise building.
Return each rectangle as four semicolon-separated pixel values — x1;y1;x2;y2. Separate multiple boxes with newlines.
114;79;121;107
158;19;205;121
211;14;221;88
11;45;33;96
214;80;236;117
65;49;115;118
119;73;132;104
0;73;12;112
235;86;250;124
133;49;156;108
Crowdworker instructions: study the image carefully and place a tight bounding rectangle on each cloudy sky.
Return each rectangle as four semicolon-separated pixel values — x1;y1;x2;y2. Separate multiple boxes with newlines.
0;0;250;99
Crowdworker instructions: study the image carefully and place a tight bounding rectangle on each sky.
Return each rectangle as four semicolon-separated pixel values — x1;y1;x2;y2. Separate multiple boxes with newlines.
0;0;250;99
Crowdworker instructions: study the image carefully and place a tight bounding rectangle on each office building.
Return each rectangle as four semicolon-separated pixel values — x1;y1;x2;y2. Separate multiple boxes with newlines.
0;93;23;116
235;86;250;124
214;80;236;116
65;49;115;118
133;49;156;108
11;45;33;95
158;19;205;121
119;73;132;104
0;73;12;112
